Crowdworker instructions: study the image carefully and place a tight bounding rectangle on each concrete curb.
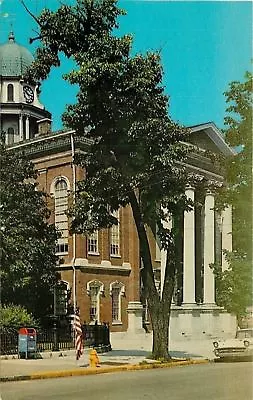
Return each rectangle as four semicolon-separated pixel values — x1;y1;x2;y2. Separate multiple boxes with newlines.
0;359;209;382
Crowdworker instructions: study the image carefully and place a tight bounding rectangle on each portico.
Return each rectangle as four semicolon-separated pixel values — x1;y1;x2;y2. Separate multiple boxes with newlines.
158;123;237;340
169;186;235;340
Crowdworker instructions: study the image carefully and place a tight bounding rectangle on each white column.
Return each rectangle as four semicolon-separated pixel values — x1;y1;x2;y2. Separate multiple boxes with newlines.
19;114;23;141
221;206;232;271
25;116;30;140
183;187;196;304
203;191;215;304
160;249;167;299
160;211;172;299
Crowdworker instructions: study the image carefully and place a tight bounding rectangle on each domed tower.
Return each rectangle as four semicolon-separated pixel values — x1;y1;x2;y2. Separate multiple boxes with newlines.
0;31;51;145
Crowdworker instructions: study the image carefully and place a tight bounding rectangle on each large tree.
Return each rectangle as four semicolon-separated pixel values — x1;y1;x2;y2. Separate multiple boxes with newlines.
224;72;252;256
24;0;193;359
214;72;252;325
0;141;59;320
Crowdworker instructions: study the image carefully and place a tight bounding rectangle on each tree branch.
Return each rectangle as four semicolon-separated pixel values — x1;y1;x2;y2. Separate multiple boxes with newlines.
20;0;42;27
29;36;42;44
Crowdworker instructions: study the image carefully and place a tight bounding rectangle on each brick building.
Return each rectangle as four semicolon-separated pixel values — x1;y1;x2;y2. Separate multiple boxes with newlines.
1;33;236;338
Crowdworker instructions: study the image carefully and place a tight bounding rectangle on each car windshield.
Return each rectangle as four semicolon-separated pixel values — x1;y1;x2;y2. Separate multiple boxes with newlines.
236;329;253;339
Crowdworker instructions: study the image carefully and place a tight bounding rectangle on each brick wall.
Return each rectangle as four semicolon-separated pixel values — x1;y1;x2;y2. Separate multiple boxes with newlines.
33;148;141;332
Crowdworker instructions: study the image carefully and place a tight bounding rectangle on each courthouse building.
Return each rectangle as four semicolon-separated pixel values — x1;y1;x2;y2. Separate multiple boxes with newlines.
0;32;236;339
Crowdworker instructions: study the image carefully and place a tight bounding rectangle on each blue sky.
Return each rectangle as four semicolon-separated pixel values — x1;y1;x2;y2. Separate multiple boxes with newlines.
0;0;252;131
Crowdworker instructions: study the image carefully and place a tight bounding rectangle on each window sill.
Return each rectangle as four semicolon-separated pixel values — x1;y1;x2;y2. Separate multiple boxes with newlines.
88;252;100;256
112;321;123;326
110;254;121;258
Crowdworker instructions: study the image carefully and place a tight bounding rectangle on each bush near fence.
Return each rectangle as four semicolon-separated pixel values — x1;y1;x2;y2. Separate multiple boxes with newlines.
0;323;111;355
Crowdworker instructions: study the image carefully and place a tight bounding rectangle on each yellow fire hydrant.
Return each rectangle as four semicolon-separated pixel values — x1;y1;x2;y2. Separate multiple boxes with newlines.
89;348;100;368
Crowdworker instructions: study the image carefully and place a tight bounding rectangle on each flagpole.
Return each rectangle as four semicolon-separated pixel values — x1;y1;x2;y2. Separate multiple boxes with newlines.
73;308;83;363
70;131;76;314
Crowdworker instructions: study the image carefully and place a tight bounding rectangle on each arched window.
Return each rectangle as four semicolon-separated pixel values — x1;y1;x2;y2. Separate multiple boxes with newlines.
87;280;104;323
54;179;68;254
110;282;125;323
7;127;14;145
7;84;14;101
110;209;120;256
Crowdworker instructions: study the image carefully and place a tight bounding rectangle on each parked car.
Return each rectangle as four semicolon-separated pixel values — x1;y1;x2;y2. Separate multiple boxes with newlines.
213;328;253;360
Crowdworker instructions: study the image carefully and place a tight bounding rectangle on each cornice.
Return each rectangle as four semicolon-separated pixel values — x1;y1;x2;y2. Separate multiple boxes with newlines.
181;161;224;183
7;125;226;179
79;264;131;275
0;76;21;81
0;102;51;118
187;153;221;175
58;262;131;275
8;130;92;158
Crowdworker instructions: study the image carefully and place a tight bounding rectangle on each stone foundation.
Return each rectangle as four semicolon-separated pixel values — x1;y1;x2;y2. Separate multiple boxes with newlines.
169;304;236;341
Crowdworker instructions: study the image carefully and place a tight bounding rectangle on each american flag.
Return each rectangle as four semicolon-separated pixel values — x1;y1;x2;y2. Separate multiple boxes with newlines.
73;312;83;360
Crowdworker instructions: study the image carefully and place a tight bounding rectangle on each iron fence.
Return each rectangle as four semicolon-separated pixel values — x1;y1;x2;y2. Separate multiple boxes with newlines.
0;332;18;355
82;322;111;352
36;327;73;352
0;323;111;355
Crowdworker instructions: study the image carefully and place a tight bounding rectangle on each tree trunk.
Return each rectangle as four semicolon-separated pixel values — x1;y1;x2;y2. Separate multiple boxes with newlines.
149;300;171;360
148;257;175;360
128;188;176;361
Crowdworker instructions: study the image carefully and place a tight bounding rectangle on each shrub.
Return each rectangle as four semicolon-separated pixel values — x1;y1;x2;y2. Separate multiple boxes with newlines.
0;304;37;334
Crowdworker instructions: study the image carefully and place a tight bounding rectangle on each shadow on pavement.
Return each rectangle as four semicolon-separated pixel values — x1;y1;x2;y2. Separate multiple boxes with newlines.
214;357;253;363
102;350;149;357
102;349;207;359
170;350;206;359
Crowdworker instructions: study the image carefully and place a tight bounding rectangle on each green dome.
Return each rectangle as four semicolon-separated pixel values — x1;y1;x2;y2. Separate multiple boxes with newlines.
0;32;34;77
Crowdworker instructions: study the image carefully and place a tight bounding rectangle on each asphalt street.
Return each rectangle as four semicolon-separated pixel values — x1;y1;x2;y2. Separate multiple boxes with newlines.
1;361;252;400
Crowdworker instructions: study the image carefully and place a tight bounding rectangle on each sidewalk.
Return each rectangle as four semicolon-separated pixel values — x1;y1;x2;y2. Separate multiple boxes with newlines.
0;334;213;381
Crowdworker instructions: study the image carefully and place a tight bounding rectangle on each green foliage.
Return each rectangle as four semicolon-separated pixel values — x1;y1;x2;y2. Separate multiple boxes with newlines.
0;142;59;320
26;0;127;83
223;71;252;256
214;72;253;322
0;304;37;333
212;252;252;326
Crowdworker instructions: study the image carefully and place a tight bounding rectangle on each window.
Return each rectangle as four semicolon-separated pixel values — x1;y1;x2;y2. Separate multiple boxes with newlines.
7;84;14;101
90;286;99;322
112;287;120;321
110;282;125;323
87;280;104;323
55;179;68;254
7;127;14;145
236;329;253;339
88;231;98;254
110;210;120;256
